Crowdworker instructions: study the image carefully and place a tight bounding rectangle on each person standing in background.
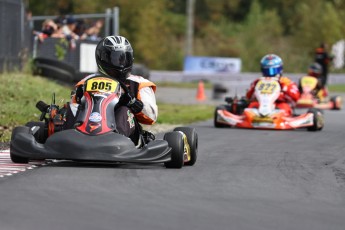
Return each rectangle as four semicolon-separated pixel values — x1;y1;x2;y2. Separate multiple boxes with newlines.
314;42;334;87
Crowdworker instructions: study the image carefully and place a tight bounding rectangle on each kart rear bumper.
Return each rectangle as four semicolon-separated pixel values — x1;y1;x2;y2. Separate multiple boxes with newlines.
215;108;314;130
10;127;172;163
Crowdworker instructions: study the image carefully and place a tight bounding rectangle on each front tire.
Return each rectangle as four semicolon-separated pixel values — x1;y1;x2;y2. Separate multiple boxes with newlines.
307;108;324;131
173;127;198;166
10;126;30;163
214;106;229;128
164;132;184;169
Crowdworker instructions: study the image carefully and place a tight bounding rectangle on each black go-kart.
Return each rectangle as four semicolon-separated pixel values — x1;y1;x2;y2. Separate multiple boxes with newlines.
10;76;197;168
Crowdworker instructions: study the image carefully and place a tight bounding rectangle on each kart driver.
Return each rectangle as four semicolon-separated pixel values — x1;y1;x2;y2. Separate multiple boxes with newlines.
299;62;328;101
245;54;300;116
66;35;158;145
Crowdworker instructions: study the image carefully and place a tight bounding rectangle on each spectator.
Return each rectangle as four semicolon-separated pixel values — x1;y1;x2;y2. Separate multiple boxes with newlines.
50;24;66;39
80;20;103;41
35;19;58;42
314;42;334;87
74;19;87;37
62;16;80;40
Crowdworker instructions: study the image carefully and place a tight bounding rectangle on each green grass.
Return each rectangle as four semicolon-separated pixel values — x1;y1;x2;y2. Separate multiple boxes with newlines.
0;73;214;142
0;73;72;142
155;81;213;89
157;103;214;124
328;84;345;93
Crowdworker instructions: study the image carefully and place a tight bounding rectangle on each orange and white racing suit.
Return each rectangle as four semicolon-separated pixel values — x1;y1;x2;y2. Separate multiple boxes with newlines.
70;73;158;125
65;73;158;144
246;76;300;116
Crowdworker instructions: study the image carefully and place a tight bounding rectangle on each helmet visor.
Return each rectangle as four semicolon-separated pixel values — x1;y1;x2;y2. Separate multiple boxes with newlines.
106;50;133;69
309;66;322;74
262;66;282;77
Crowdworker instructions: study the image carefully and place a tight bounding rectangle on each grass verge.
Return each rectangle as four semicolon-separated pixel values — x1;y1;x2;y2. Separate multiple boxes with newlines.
0;73;214;142
155;81;213;89
157;103;213;124
0;73;72;142
328;84;345;93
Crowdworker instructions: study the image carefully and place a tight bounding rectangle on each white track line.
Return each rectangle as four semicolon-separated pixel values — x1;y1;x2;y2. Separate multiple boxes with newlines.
0;149;49;178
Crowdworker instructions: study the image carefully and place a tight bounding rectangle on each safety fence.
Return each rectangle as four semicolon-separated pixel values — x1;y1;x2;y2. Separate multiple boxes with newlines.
32;37;150;83
32;37;99;82
0;3;120;74
0;0;30;72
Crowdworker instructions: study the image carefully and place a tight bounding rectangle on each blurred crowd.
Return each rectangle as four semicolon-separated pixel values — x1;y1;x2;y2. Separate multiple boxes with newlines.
34;15;104;46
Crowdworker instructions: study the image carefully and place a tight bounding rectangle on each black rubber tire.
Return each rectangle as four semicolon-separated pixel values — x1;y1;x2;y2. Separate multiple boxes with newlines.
214;105;229;128
131;63;150;80
330;96;342;110
25;121;47;144
33;57;75;83
212;83;228;100
164;132;184;169
173;127;198;166
307;108;324;131
10;126;30;163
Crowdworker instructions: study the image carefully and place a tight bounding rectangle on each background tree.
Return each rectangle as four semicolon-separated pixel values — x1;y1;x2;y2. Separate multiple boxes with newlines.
26;0;345;72
232;0;284;71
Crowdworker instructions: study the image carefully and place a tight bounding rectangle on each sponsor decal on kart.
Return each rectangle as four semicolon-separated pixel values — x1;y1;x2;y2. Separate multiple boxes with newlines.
289;115;313;127
89;112;102;122
252;116;273;123
127;111;135;129
252;123;276;128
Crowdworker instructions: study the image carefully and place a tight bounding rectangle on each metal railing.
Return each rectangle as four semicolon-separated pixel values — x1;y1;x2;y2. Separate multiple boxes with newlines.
0;0;29;72
29;7;120;37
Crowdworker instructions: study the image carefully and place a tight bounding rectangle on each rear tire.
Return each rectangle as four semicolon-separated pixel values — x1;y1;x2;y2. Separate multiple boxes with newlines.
10;126;30;163
330;96;342;110
173;127;198;166
164;132;184;169
33;57;75;83
307;108;324;131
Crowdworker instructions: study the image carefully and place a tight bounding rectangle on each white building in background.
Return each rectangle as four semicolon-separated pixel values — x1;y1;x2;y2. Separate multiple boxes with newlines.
331;40;345;69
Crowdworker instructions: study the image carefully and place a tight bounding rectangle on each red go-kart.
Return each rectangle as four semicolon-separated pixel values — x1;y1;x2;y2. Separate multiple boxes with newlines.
214;77;324;131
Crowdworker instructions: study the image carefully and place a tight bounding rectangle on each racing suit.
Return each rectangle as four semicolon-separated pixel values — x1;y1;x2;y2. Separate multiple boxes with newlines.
314;46;333;87
298;75;329;102
246;76;300;116
66;73;158;144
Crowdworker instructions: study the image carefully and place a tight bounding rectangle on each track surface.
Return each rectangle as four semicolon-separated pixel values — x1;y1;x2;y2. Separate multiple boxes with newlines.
1;90;345;229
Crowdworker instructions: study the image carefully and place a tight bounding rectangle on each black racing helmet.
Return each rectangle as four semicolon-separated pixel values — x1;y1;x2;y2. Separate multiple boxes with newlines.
308;62;323;77
95;35;134;80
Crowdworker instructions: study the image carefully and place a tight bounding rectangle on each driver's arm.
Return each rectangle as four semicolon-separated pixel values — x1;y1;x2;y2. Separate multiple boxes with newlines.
280;77;300;102
246;79;259;100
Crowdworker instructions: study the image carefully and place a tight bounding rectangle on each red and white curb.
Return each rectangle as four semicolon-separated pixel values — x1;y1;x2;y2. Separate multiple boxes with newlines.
0;149;49;178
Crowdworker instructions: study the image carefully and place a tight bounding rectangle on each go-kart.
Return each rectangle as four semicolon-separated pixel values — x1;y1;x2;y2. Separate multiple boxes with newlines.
10;76;198;168
296;76;342;110
214;77;324;131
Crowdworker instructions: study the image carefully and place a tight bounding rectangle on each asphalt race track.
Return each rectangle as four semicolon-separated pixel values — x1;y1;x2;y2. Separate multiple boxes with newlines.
0;96;345;230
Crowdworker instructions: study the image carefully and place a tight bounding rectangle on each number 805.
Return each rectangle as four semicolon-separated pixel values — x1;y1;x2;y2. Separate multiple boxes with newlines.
90;81;112;91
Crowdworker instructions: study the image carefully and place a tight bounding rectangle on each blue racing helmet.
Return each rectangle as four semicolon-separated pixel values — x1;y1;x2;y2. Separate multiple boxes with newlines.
260;54;283;77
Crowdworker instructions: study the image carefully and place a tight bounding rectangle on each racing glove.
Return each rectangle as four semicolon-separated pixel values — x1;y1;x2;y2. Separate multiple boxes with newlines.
119;92;144;114
75;86;84;104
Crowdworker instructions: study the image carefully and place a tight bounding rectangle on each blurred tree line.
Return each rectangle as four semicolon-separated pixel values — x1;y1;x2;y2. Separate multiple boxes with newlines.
26;0;345;72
